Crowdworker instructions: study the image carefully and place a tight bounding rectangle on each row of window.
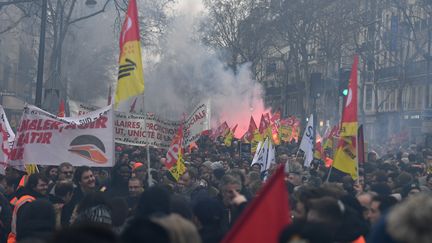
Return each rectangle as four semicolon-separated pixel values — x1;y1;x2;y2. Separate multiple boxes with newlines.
364;84;432;112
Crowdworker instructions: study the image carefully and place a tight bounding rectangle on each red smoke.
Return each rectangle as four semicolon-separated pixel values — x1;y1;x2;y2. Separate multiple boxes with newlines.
215;97;270;139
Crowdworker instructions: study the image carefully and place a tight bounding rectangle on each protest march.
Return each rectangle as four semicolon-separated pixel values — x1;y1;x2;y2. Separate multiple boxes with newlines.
3;0;432;243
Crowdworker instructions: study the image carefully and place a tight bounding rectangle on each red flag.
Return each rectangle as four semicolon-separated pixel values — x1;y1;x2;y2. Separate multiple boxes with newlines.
211;122;229;140
258;114;269;134
222;165;291;243
241;116;258;142
270;111;281;124
57;100;65;117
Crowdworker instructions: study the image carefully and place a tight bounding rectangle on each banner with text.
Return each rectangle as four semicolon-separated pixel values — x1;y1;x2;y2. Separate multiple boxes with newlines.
9;105;114;168
0;106;15;173
115;101;210;148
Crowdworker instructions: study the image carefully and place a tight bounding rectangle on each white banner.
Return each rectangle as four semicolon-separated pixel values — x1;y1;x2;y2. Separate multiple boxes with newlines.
0;106;15;174
69;100;100;116
183;100;211;145
115;101;211;148
9;105;114;167
114;112;178;148
68;100;211;148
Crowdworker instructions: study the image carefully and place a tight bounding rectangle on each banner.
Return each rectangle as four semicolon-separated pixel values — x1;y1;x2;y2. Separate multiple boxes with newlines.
0;106;15;173
115;112;178;148
115;101;210;148
9;105;114;168
69;101;100;116
182;100;211;145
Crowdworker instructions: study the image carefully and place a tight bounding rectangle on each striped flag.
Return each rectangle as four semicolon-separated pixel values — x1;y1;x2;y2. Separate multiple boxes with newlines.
115;0;145;108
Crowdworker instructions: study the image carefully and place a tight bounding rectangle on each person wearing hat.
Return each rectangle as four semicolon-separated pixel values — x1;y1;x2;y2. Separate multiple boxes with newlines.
132;163;148;188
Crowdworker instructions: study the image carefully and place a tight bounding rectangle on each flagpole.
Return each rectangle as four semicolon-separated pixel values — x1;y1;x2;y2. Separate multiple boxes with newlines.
143;94;153;187
325;164;333;183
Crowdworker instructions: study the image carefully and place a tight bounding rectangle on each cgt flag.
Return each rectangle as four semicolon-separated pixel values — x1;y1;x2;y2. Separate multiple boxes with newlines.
241;116;257;143
332;55;359;180
222;165;291;243
115;0;145;108
165;125;186;181
224;124;238;147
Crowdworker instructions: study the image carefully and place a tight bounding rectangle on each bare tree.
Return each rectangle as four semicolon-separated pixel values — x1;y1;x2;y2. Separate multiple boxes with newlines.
201;0;272;73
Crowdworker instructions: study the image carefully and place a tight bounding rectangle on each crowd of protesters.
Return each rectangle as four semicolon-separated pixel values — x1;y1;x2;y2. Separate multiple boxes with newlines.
0;135;432;243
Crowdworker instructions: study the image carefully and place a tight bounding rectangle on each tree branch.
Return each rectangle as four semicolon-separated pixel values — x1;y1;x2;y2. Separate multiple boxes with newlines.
67;0;111;25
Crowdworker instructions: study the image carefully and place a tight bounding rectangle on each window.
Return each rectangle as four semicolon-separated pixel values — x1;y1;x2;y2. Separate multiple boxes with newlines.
429;84;432;108
365;85;374;111
416;86;424;110
266;62;277;75
410;86;416;110
389;90;396;111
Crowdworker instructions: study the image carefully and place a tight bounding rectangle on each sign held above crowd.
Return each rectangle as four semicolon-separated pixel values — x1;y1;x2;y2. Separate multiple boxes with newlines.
8;105;115;168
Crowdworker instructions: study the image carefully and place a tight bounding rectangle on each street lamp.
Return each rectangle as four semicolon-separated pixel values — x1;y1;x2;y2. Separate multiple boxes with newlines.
85;0;97;7
35;0;48;108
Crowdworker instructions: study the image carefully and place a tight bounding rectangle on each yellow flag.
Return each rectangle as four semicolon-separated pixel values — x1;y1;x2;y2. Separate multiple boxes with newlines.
115;0;145;107
251;130;263;153
333;56;359;179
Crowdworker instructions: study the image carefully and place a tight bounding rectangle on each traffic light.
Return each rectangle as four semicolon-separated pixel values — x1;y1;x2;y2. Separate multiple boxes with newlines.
339;69;351;96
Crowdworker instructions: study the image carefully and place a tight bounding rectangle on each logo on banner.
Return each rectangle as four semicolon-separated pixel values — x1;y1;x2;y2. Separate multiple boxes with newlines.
68;135;108;164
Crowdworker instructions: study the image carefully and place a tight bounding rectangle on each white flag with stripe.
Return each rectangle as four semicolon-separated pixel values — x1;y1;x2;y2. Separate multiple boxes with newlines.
300;114;314;167
251;137;275;180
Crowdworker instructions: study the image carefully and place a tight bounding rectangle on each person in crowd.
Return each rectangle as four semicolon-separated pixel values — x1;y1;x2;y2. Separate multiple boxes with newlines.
50;181;74;227
219;174;247;232
152;214;202;243
176;170;199;197
61;166;97;226
50;224;121;243
193;197;224;243
136;186;171;219
107;163;132;198
15;199;55;243
45;166;58;185
108;197;129;233
132;163;148;188
71;192;112;226
367;195;398;225
121;217;170;243
57;163;74;182
126;177;144;215
386;193;432;243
